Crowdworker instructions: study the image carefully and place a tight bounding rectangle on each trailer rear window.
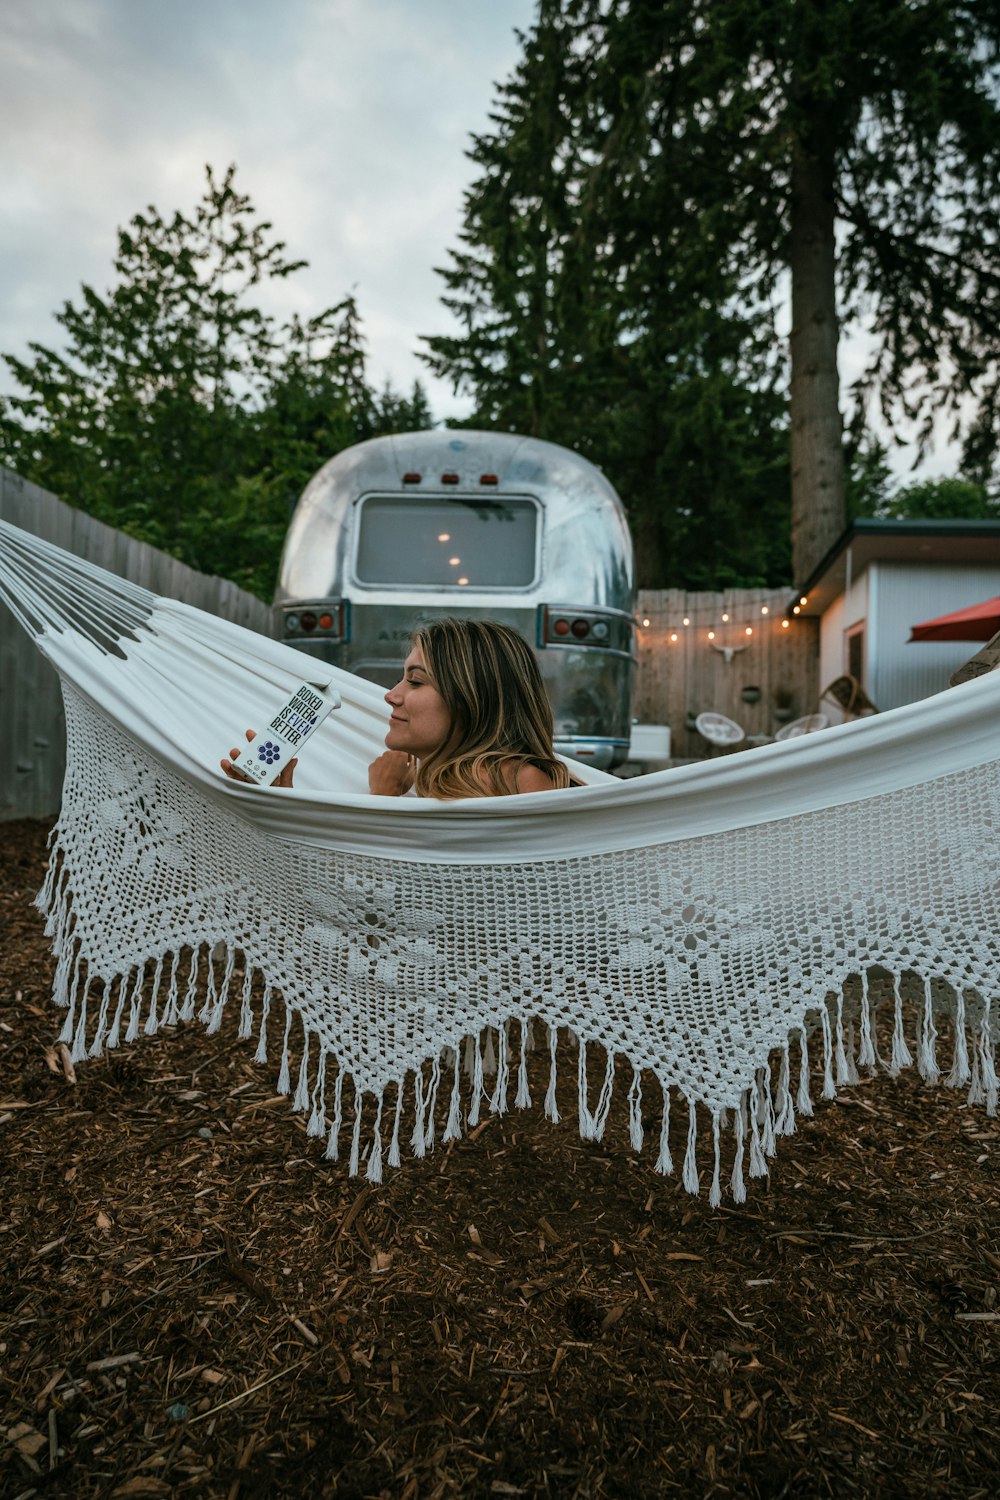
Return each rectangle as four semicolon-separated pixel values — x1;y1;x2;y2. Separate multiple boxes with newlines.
355;495;538;588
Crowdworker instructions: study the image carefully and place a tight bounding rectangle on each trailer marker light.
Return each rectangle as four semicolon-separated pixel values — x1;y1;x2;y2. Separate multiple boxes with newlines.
318;613;334;630
591;621;609;640
299;611;317;632
441;472;460;484
571;618;590;638
457;577;469;586
285;614;299;633
479;474;498;485
553;618;571;636
402;472;421;484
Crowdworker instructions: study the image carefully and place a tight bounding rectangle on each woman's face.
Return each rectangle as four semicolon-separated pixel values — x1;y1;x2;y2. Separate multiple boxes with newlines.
384;645;453;758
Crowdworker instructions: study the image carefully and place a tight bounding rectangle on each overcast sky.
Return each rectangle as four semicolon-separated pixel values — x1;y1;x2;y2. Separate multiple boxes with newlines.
1;0;536;421
0;0;960;475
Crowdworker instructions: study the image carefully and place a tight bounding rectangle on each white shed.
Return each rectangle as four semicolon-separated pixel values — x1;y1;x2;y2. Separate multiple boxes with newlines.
791;519;1000;718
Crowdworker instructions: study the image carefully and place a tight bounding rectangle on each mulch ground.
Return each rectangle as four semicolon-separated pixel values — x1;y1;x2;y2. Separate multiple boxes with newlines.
2;818;999;1500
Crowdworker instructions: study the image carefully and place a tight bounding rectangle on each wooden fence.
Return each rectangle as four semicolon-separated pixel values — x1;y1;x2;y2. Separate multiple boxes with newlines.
633;586;820;759
1;466;271;821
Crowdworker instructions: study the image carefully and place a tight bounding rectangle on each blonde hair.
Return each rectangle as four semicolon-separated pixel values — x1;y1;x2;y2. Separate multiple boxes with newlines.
411;619;572;800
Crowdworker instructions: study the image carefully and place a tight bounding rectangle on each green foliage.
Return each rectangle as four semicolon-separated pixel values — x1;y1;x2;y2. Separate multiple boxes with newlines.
876;476;998;522
0;166;432;599
424;0;1000;586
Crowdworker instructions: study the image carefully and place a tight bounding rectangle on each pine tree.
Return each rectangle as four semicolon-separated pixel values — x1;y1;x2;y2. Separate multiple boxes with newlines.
426;0;1000;584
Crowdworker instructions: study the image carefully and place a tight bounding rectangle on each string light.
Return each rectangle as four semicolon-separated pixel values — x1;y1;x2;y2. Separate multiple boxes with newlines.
707;630;716;641
792;605;801;615
744;626;753;637
449;556;461;566
799;596;808;606
641;616;651;628
760;605;769;615
438;533;450;542
722;612;730;622
682;616;690;626
782;620;790;629
670;632;678;642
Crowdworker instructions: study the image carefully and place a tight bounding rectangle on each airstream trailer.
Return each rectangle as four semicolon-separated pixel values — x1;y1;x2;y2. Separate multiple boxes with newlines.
273;430;636;769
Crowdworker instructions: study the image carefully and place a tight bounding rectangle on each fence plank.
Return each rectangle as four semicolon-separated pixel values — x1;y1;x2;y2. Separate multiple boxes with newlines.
634;586;819;758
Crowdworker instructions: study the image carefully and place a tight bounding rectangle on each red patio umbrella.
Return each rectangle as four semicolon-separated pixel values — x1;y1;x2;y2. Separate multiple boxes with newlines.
909;595;1000;643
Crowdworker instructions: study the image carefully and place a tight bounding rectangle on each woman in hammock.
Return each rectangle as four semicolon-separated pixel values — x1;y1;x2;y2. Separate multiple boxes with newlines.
222;617;575;798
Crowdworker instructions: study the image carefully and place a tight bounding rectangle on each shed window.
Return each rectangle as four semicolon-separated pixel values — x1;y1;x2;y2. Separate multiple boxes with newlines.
355;495;538;588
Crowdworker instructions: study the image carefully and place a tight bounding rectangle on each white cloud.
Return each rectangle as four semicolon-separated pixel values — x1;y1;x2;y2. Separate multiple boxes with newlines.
0;0;533;418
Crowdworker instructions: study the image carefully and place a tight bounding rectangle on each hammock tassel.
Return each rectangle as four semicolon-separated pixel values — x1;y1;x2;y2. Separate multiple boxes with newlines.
858;970;876;1069
88;978;114;1058
424;1055;442;1150
199;950;217;1028
238;965;255;1041
389;1078;406;1166
654;1083;673;1175
482;1027;497;1077
293;1023;311;1113
124;967;145;1046
709;1111;722;1209
515;1020;531;1110
918;976;940;1084
890;973;912;1074
55;950;78;1041
254;986;272;1065
107;970;129;1050
162;952;181;1028
325;1068;345;1160
628;1065;644;1152
844;1020;861;1086
366;1093;385;1185
206;949;234;1037
544;1024;559;1124
144;957;164;1038
834;993;850;1087
946;988;970;1088
348;1083;363;1177
277;1007;293;1095
70;978;90;1065
748;1089;768;1179
490;1022;509;1116
730;1100;747;1204
307;1049;328;1138
181;948;199;1023
816;1003;834;1099
577;1038;595;1141
443;1050;463;1143
589;1049;616;1143
410;1065;428;1158
682;1098;700;1196
468;1033;484;1128
774;1045;795;1137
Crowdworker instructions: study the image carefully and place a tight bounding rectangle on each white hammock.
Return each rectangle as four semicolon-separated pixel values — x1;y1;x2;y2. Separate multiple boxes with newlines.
2;517;998;1204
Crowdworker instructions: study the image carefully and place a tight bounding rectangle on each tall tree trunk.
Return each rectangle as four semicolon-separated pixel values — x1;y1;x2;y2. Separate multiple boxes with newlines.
789;104;845;584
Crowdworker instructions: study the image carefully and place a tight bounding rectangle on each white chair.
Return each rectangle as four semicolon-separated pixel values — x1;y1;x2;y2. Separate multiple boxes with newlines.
695;711;746;751
774;713;829;741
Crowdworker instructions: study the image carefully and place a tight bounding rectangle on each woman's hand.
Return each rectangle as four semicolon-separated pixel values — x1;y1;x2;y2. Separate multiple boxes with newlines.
220;729;297;789
368;750;415;796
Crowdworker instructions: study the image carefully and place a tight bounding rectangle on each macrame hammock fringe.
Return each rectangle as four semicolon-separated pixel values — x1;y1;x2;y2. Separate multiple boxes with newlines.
2;517;999;1205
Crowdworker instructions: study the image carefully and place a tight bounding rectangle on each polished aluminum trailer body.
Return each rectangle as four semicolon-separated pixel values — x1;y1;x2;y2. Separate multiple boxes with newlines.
274;430;635;768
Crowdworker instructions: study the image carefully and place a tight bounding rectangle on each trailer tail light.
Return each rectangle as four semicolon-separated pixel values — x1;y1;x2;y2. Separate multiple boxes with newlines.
539;605;634;656
282;600;349;643
441;472;460;485
479;473;498;485
402;472;421;484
